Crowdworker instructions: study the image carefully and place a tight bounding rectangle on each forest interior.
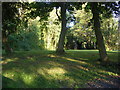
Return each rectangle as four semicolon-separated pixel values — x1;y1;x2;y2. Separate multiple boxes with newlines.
0;1;120;88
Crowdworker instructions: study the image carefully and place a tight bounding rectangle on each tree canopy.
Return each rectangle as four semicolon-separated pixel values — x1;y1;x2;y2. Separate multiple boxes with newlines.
2;2;119;56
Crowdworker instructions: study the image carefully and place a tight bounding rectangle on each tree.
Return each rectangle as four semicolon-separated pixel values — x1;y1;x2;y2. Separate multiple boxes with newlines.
2;2;21;53
101;17;118;51
2;2;53;53
56;2;83;53
65;5;96;50
91;2;109;62
90;2;120;62
56;3;67;54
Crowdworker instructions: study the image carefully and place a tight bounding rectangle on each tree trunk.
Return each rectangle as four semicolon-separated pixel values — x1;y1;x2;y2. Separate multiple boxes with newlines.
91;2;109;62
118;15;120;49
56;3;67;54
2;31;12;54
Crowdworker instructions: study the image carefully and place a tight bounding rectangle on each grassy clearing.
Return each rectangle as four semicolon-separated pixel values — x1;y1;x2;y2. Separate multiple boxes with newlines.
1;50;119;88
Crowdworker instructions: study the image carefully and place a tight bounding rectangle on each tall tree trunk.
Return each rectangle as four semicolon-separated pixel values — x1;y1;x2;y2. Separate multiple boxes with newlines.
118;14;120;64
118;15;120;49
56;3;67;54
0;2;1;85
91;2;109;62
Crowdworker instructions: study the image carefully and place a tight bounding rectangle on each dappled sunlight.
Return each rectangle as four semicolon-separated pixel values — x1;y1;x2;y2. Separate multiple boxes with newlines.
26;57;35;61
0;58;18;64
106;50;118;52
2;50;119;88
36;66;77;87
3;70;16;80
47;67;66;75
2;0;120;87
37;67;67;77
3;70;37;86
47;54;88;65
21;73;36;85
76;65;89;71
47;54;59;58
47;61;64;67
61;57;88;65
97;70;118;76
37;68;46;76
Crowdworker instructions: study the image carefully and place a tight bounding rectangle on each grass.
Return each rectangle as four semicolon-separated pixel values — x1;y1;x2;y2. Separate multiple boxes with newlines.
1;50;119;88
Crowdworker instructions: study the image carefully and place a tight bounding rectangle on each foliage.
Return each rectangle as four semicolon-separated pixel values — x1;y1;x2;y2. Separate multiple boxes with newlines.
85;2;119;18
2;2;21;34
101;17;118;51
2;2;119;52
2;2;54;52
45;8;61;50
66;4;96;49
27;2;53;21
5;7;61;51
7;19;44;51
65;2;119;50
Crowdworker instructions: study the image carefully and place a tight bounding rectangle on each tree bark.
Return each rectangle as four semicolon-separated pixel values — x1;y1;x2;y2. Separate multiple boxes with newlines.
56;3;67;54
91;2;109;62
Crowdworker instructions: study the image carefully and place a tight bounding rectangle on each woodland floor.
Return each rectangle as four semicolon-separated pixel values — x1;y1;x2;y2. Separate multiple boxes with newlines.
1;50;120;88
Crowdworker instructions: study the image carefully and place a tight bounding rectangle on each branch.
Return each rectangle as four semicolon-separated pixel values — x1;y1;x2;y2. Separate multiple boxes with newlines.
56;7;61;21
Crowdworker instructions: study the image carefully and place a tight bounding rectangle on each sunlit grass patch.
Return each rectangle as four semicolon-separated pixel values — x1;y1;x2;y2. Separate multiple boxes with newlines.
97;70;119;76
1;58;18;64
2;50;119;88
47;67;66;75
37;67;67;81
61;56;88;65
21;73;36;85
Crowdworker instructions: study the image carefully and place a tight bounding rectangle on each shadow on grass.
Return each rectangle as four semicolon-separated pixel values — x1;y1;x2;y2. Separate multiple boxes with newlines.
2;75;26;88
1;50;120;88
